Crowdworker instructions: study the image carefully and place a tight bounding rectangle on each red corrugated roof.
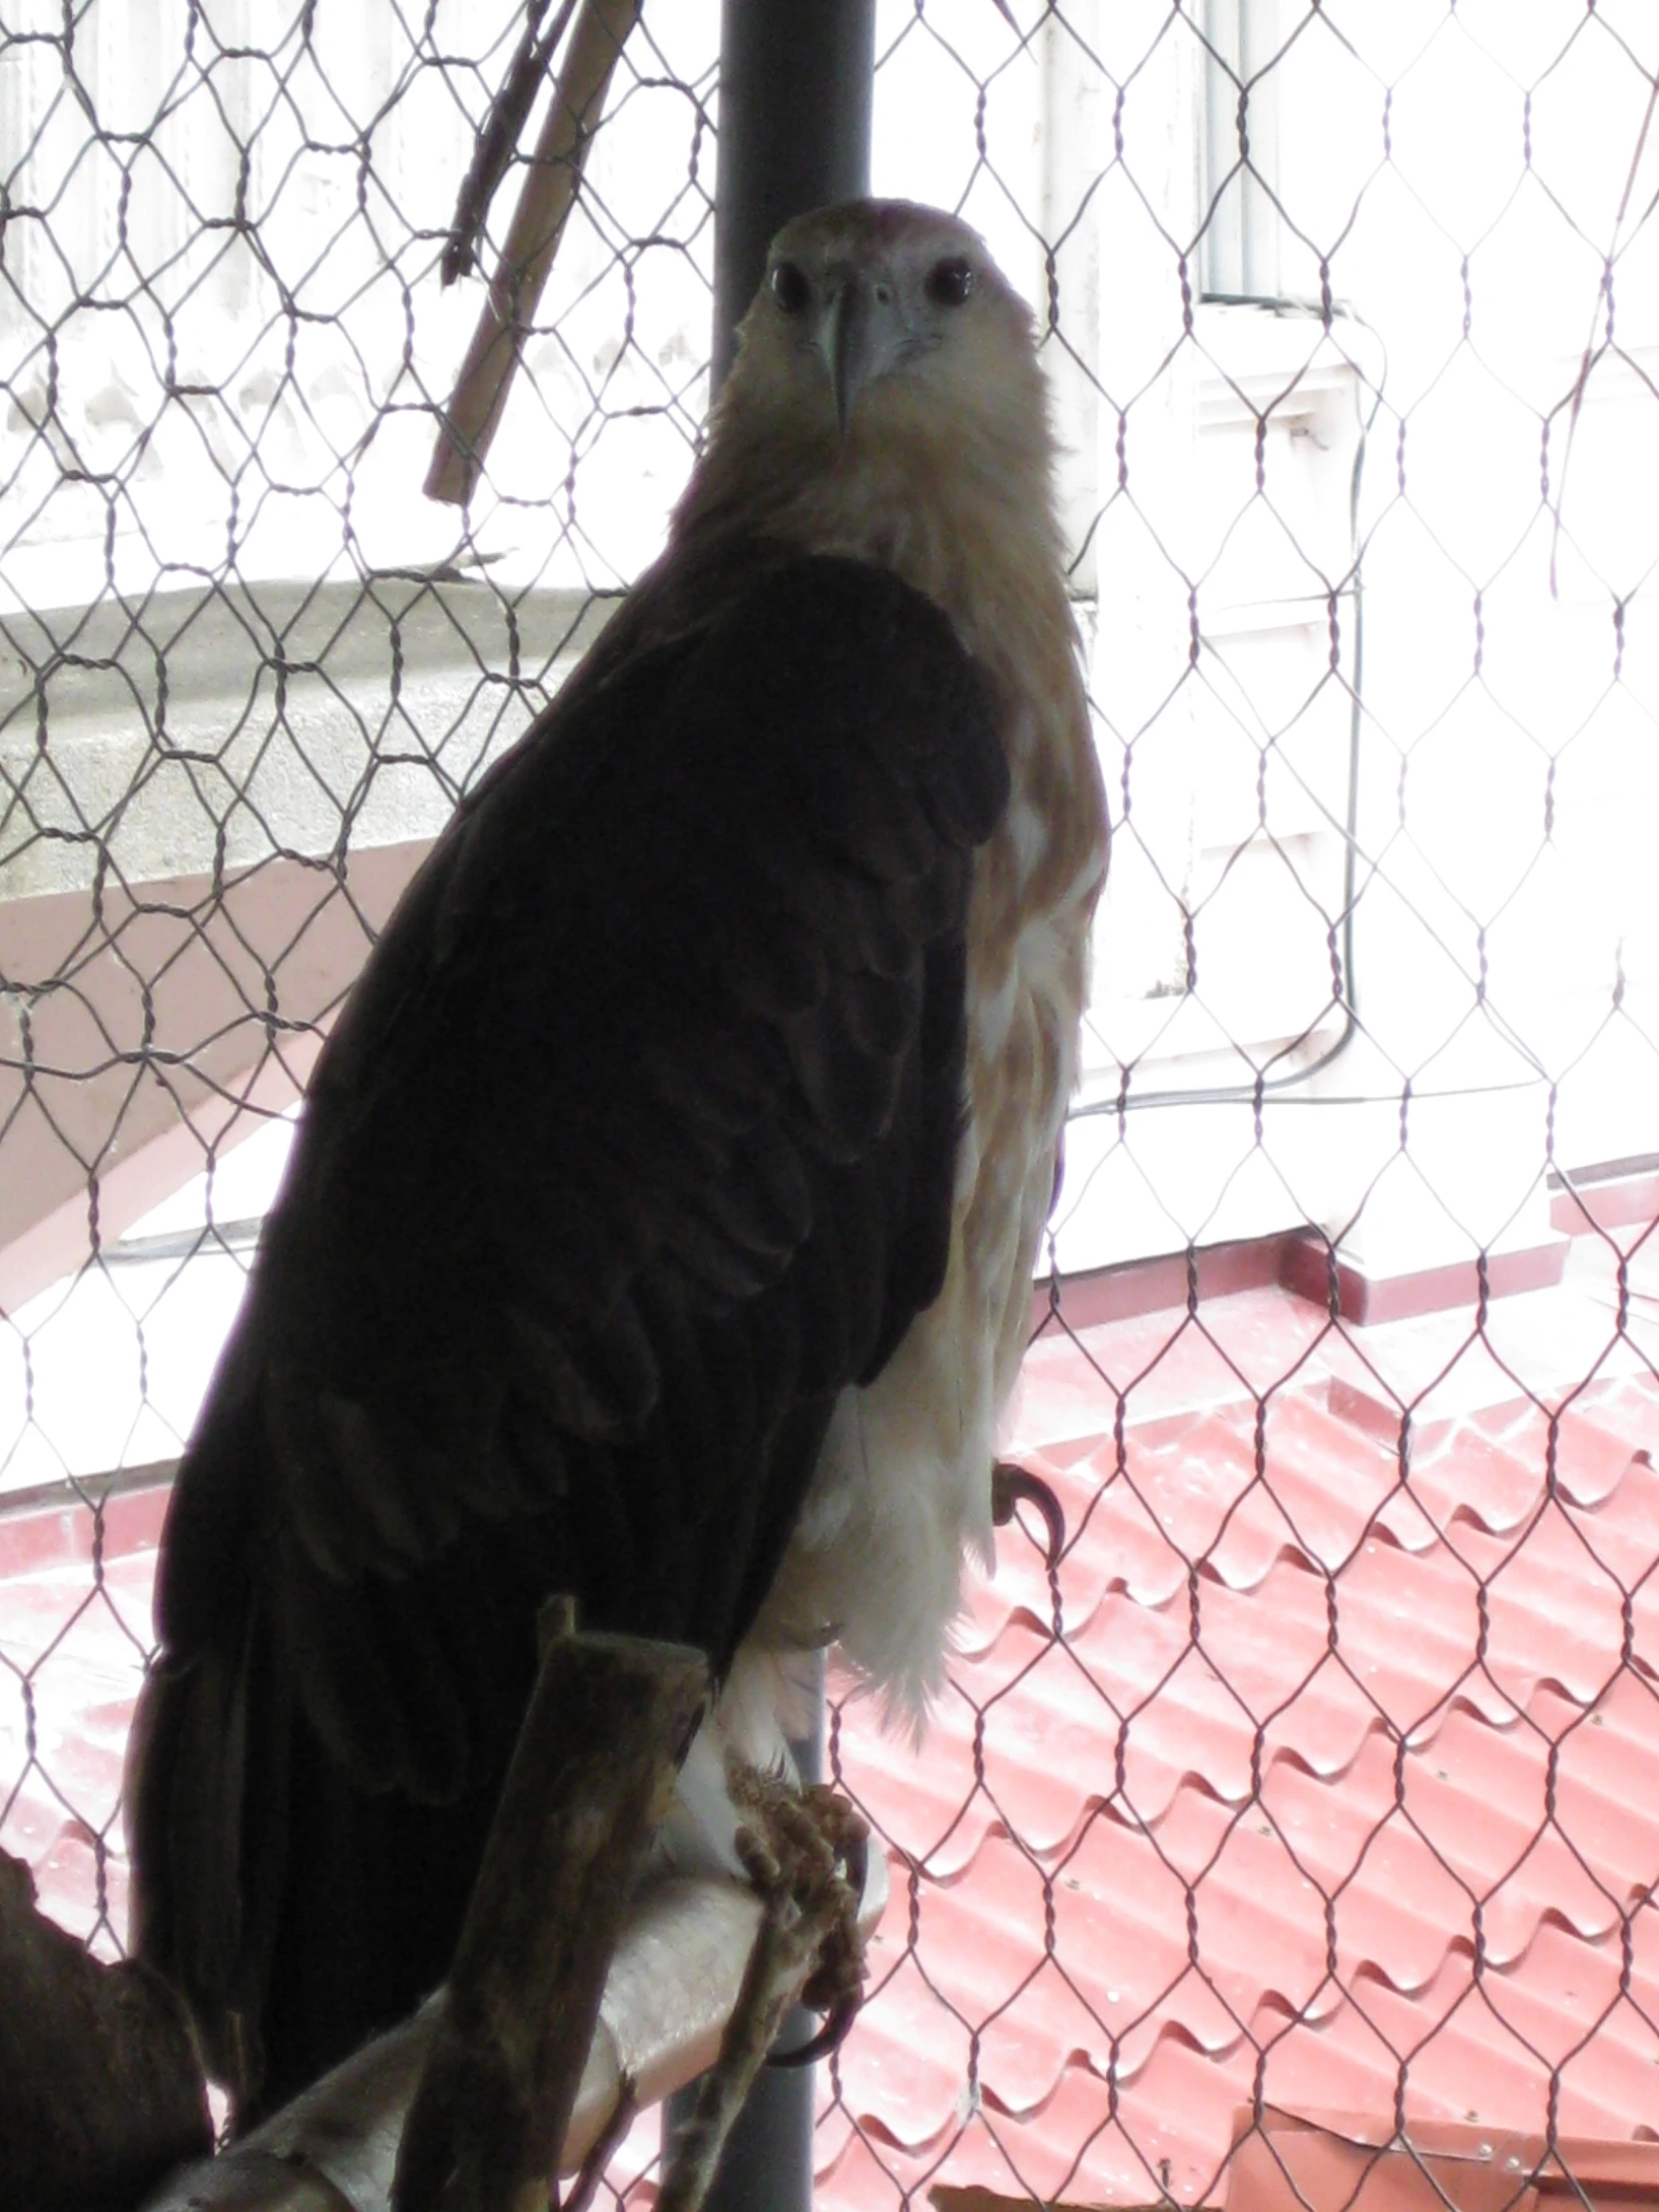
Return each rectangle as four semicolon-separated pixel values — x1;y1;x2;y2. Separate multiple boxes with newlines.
821;1254;1659;2208
3;1236;1658;2206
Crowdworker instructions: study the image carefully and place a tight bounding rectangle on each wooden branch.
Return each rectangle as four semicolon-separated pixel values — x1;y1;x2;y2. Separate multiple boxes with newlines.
139;1879;776;2212
0;1846;211;2212
928;2195;1105;2212
139;1847;889;2210
928;2193;1116;2212
440;0;582;287
136;1610;888;2211
424;0;644;508
390;1612;709;2212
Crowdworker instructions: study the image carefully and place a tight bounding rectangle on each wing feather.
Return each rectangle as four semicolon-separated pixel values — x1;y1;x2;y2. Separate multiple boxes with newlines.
131;552;1008;2105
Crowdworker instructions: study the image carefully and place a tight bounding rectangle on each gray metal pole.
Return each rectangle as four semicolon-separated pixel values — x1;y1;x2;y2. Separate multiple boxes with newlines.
709;0;876;392
663;1652;828;2212
664;19;874;2203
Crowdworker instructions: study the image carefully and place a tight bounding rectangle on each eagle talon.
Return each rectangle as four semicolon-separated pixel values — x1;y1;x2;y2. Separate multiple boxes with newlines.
769;1819;868;2067
727;1775;870;2071
992;1460;1067;1568
769;1984;860;2068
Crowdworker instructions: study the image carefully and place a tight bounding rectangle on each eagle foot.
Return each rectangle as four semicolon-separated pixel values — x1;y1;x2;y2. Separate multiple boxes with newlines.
992;1458;1067;1568
655;1772;868;2212
730;1772;869;2063
768;1783;869;2066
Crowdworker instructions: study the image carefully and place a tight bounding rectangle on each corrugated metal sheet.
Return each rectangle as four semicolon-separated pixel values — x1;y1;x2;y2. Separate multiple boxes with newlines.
822;1269;1659;2207
4;1255;1658;2205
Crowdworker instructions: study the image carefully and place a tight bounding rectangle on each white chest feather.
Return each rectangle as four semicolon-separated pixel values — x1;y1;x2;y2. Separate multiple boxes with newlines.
672;407;1108;1771
750;714;1101;1723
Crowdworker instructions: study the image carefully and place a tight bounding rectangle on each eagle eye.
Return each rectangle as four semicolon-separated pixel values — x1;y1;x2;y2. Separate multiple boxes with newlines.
770;261;811;314
925;257;975;308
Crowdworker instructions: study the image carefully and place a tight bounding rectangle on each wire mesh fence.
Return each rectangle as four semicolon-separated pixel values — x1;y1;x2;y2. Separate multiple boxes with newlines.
3;2;1658;2208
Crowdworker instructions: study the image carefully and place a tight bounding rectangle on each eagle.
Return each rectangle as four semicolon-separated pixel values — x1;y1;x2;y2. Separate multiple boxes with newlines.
127;199;1108;2125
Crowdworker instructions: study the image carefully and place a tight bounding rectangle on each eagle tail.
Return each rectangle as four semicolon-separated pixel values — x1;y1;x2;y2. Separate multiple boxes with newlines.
128;1603;498;2123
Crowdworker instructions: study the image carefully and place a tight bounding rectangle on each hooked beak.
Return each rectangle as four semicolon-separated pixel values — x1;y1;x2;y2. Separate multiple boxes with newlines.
819;269;908;439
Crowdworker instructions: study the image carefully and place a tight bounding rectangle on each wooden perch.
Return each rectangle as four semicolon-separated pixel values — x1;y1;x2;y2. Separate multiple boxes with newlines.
138;1867;890;2209
139;1878;817;2212
137;1612;886;2211
929;2198;1021;2212
928;2193;1107;2212
391;1610;709;2212
137;1832;888;2208
141;1863;889;2210
424;0;644;508
0;1845;211;2212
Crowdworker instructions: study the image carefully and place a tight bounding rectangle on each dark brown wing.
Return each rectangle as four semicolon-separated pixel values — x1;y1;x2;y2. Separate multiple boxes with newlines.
127;553;1007;2113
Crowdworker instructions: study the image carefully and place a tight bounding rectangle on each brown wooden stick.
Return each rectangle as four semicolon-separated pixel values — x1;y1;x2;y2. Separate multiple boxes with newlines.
140;1841;889;2207
0;1846;212;2212
389;1612;708;2212
441;0;581;287
138;1882;765;2211
424;0;644;508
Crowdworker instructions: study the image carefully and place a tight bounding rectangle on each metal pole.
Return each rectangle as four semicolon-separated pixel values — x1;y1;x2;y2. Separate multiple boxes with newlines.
665;20;875;2207
663;1651;828;2212
709;0;876;391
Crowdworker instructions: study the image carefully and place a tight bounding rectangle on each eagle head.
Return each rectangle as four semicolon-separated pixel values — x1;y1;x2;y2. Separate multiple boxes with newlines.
692;200;1052;526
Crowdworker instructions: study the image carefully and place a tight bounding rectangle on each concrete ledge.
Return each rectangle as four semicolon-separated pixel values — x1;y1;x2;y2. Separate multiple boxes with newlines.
1;577;614;1310
1278;1225;1570;1326
1037;1218;1574;1334
1549;1163;1659;1237
0;845;418;1311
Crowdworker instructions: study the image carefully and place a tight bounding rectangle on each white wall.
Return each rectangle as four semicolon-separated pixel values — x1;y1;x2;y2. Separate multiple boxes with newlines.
871;0;1659;1268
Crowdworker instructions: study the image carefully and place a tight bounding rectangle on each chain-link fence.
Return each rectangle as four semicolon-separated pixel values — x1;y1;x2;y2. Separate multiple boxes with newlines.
3;3;1658;2207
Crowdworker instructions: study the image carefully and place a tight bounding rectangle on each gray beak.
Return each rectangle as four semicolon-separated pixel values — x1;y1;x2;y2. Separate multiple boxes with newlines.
820;268;907;439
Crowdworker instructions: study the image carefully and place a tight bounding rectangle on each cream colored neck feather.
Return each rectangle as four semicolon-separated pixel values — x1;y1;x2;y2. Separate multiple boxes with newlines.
657;373;1108;1725
671;387;1077;784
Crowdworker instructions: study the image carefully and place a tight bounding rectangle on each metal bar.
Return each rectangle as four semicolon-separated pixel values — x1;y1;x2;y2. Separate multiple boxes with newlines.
662;1651;830;2212
664;1654;827;2212
664;11;873;2201
709;0;875;391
